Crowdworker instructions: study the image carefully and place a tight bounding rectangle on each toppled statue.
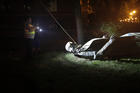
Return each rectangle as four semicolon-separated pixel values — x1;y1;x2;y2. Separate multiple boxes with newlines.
65;32;140;60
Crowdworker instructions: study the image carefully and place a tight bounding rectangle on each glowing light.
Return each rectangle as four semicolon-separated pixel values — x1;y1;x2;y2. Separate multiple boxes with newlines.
129;10;136;16
127;19;130;22
37;26;40;29
133;10;136;14
129;12;133;15
119;10;139;23
40;29;43;32
125;19;127;21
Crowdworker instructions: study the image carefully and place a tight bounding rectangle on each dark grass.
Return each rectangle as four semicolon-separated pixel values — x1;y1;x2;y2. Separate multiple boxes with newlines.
1;52;140;93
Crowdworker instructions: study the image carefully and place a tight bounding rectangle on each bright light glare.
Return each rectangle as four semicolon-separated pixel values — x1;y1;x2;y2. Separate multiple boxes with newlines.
37;26;40;29
129;12;133;15
129;10;136;16
133;10;136;14
40;29;43;32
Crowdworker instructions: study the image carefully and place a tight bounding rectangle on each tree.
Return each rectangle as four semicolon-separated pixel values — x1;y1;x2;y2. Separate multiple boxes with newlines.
79;0;140;37
75;0;84;44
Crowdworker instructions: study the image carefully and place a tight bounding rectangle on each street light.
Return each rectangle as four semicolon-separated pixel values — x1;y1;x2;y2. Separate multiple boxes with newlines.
129;10;136;16
119;10;139;23
133;10;136;14
129;12;133;15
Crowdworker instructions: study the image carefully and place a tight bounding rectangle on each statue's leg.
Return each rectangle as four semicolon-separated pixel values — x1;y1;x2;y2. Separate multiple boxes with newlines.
75;51;96;57
95;38;115;59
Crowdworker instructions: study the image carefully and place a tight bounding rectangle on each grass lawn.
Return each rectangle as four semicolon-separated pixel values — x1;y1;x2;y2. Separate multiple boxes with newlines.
3;52;140;93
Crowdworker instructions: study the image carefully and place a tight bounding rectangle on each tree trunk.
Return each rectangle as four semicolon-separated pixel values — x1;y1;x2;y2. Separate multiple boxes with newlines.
75;0;84;44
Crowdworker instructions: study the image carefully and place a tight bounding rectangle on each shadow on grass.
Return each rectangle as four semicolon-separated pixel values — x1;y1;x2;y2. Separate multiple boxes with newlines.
2;51;140;93
34;52;140;93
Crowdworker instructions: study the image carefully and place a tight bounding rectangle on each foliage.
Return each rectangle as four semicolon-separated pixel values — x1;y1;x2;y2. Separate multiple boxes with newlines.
81;0;139;22
100;22;121;37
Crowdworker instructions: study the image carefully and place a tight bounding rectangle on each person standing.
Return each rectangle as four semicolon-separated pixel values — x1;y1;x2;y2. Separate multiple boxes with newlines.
24;17;36;59
32;24;41;56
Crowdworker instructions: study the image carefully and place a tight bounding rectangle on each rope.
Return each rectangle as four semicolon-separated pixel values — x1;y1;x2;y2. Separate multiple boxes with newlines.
40;0;78;44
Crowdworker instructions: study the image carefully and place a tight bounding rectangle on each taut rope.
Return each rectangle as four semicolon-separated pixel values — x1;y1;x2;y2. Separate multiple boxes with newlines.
40;0;77;44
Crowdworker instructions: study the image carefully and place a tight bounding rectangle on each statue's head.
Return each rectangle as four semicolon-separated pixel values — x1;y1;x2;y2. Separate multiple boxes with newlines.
65;41;75;52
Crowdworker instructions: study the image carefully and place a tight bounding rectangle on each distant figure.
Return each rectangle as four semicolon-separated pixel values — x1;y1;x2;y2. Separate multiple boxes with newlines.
32;25;40;56
24;17;36;59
